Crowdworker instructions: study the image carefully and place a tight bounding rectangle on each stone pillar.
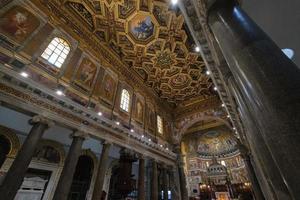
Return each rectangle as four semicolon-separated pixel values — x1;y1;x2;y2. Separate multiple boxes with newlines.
137;155;145;200
178;155;188;200
92;141;112;200
0;115;52;200
207;0;300;198
52;131;87;200
237;144;265;200
162;166;169;200
170;166;181;200
151;160;158;200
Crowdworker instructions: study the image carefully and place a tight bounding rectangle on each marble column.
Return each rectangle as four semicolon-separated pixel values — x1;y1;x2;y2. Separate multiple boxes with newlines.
178;155;188;200
170;166;181;200
237;144;265;200
207;0;300;198
151;160;158;200
92;141;112;200
137;155;145;200
52;131;87;200
162;166;169;200
0;115;52;200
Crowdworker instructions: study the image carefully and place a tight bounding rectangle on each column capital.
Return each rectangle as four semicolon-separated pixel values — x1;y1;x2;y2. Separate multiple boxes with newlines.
71;131;89;140
29;115;54;127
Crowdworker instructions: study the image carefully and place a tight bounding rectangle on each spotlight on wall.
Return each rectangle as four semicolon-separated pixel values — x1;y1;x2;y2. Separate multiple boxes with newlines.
130;129;134;133
227;115;230;118
160;144;163;147
56;90;64;96
221;103;225;107
206;70;211;75
166;147;169;151
233;127;236;130
213;86;218;91
115;121;120;125
171;0;178;5
20;71;29;78
148;138;151;142
97;112;103;116
141;135;144;138
195;46;200;52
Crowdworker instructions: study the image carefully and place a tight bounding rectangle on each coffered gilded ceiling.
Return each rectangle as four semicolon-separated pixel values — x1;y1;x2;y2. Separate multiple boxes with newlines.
62;0;215;105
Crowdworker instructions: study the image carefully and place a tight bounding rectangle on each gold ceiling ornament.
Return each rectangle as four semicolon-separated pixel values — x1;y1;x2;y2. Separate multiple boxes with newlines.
57;0;215;105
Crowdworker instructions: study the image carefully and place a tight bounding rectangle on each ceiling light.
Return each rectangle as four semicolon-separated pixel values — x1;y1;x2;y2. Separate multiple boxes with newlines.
160;144;163;147
148;138;151;142
227;115;230;118
130;129;134;133
97;112;102;116
166;147;169;151
56;90;64;96
233;127;236;130
195;46;200;52
20;71;29;78
141;135;144;138
282;48;294;59
171;0;178;5
213;86;217;91
206;70;211;75
221;103;225;107
115;121;120;125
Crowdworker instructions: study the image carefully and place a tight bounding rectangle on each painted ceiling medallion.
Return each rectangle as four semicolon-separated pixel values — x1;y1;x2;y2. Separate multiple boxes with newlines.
128;14;156;43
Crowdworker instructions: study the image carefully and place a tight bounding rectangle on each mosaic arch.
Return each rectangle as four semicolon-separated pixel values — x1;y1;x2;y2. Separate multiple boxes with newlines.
59;0;215;106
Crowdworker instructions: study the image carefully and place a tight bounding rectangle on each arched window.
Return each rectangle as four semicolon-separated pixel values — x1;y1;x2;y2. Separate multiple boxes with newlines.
120;89;130;112
41;37;70;68
157;115;163;134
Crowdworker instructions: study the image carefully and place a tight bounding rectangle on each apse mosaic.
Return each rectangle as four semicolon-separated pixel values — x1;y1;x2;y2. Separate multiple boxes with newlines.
55;0;215;105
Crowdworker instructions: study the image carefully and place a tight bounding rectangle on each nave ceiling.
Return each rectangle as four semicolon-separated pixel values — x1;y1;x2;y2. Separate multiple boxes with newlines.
41;0;216;107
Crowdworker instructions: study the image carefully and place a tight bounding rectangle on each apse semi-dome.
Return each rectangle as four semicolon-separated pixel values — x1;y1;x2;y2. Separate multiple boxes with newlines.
196;131;238;157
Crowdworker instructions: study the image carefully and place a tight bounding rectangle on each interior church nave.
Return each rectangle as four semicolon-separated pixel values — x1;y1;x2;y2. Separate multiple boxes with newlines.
0;0;299;200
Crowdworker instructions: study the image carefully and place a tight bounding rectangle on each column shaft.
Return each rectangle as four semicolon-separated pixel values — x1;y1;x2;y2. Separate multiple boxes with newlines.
170;166;181;200
162;167;168;200
52;134;85;200
92;142;111;200
178;165;188;200
0;119;49;200
137;157;145;200
151;160;158;200
208;0;300;198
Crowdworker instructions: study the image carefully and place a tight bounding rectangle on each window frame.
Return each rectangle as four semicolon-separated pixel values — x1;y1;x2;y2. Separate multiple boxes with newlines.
157;115;164;135
120;89;130;112
41;37;70;68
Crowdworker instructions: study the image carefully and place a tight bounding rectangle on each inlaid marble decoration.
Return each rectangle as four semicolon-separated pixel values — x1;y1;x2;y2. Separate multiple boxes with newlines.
75;57;97;90
0;6;40;43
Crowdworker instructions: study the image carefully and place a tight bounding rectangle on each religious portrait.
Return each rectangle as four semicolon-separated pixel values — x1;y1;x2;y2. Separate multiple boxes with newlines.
75;57;97;89
135;100;144;122
0;6;40;44
148;108;155;129
100;73;117;103
129;15;154;40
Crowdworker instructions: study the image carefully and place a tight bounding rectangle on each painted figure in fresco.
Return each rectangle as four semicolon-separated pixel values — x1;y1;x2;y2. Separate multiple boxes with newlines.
79;60;96;87
132;16;154;40
136;101;143;120
104;76;114;99
0;6;39;43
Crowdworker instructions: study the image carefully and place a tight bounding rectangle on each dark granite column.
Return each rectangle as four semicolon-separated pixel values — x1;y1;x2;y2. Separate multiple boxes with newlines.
237;144;265;200
178;155;188;200
151;160;158;200
162;166;169;200
52;131;87;200
0;116;52;200
92;141;112;200
137;155;145;200
207;0;300;198
170;166;181;200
